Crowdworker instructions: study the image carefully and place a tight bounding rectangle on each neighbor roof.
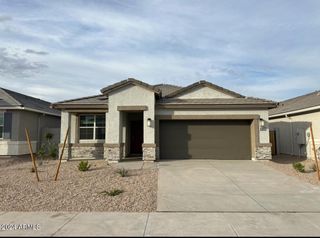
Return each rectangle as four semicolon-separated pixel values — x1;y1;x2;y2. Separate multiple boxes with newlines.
0;88;60;116
269;91;320;117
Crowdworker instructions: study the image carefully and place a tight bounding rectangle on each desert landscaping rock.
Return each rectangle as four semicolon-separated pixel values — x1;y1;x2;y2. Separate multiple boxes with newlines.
263;155;320;186
0;157;157;212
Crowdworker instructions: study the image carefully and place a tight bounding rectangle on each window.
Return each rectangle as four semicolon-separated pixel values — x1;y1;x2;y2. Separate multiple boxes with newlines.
79;114;105;141
0;113;3;139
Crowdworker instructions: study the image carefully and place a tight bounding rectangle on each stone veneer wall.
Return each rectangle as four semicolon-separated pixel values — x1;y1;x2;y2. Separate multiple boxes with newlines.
104;144;122;163
255;144;272;160
59;143;104;160
142;144;156;161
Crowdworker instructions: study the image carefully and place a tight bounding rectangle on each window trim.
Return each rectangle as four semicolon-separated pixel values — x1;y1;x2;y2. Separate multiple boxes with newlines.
0;112;4;140
79;114;105;142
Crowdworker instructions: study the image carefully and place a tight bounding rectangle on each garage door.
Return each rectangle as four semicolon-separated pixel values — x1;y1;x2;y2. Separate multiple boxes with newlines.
159;120;252;160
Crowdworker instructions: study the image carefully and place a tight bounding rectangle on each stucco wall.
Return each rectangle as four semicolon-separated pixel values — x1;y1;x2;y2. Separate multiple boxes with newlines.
177;87;234;99
156;109;270;144
60;111;78;143
0;109;60;155
270;111;320;158
107;85;155;144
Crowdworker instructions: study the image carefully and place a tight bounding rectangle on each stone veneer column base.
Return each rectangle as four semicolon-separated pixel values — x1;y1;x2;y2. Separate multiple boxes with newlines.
59;143;104;161
142;144;156;162
104;143;121;163
255;144;272;160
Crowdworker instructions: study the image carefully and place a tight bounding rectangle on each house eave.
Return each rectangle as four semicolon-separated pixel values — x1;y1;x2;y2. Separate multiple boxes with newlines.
269;105;320;119
0;106;60;117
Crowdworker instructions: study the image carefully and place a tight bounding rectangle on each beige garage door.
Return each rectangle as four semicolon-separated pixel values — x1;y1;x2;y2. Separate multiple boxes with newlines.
159;120;252;160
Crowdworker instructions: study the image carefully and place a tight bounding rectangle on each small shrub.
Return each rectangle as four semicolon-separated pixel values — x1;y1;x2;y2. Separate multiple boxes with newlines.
78;160;91;171
117;168;129;177
45;132;53;141
100;189;124;196
293;162;305;173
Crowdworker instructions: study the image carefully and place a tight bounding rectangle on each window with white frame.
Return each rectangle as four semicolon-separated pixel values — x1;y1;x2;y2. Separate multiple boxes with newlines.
79;114;105;140
0;113;3;139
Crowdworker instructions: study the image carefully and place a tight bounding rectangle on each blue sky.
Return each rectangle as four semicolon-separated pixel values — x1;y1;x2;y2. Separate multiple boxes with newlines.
0;0;320;102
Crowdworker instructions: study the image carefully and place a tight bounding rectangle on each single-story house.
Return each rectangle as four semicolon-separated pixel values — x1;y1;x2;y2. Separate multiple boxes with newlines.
52;78;277;162
0;88;61;156
269;91;320;159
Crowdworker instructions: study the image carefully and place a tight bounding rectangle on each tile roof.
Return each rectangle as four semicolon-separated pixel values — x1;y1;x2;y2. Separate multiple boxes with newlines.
53;79;276;110
0;88;60;116
157;97;276;106
164;80;244;98
269;91;320;116
153;84;182;97
54;95;108;105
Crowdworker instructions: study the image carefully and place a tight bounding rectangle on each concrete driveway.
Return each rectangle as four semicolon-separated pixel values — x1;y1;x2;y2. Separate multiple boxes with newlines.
157;160;320;212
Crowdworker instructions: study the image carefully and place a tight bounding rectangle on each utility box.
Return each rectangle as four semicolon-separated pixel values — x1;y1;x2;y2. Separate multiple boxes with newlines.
296;128;306;145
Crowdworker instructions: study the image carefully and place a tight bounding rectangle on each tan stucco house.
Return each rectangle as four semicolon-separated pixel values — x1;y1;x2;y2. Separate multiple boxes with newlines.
0;88;61;156
52;78;276;162
269;91;320;159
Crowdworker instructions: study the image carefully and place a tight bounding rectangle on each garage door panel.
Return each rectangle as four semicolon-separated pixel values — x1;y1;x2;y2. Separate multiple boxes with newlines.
160;120;251;160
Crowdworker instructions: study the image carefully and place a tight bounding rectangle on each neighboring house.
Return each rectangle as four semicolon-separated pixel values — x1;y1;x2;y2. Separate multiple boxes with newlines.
52;78;276;162
269;91;320;159
0;88;61;156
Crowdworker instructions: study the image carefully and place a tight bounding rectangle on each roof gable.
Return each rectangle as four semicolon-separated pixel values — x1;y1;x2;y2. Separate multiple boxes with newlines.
101;78;160;95
165;81;244;99
0;88;22;107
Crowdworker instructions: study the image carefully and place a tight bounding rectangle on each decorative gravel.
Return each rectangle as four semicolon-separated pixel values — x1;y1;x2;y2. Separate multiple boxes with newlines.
0;157;158;212
263;155;320;186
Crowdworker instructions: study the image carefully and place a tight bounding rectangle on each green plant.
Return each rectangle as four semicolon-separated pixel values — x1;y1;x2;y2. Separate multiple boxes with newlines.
100;189;124;196
117;168;129;177
37;133;58;160
293;162;305;173
78;160;91;171
45;132;53;141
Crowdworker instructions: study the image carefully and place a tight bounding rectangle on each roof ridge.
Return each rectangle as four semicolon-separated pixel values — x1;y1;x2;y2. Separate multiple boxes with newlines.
164;80;244;98
153;83;182;87
280;90;320;103
1;87;52;104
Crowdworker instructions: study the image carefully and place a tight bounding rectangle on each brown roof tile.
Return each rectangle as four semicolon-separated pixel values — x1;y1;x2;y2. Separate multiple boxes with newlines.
269;91;320;116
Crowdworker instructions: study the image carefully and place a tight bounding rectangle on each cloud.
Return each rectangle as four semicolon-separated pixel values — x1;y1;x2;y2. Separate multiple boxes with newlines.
25;49;48;55
0;48;48;77
0;0;319;102
0;15;12;22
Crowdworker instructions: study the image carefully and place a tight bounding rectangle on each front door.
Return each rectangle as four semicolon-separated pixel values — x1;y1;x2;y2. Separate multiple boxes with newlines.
130;120;143;154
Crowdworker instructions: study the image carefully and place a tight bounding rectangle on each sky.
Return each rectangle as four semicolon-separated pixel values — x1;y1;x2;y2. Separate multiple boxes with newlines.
0;0;320;102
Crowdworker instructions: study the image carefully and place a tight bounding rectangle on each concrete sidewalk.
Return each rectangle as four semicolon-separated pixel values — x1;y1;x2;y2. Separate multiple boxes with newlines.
1;212;320;236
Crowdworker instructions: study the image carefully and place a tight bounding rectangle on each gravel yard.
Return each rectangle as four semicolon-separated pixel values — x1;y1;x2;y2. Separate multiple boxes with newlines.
0;157;158;212
263;155;320;186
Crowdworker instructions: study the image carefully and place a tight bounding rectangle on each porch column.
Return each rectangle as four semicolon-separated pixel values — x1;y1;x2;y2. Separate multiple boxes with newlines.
142;108;156;162
59;111;71;161
104;111;122;163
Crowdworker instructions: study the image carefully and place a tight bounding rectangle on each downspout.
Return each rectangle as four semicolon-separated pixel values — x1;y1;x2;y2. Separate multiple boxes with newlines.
286;114;294;155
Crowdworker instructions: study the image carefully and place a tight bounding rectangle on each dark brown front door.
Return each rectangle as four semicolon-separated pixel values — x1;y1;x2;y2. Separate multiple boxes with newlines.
130;120;143;154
